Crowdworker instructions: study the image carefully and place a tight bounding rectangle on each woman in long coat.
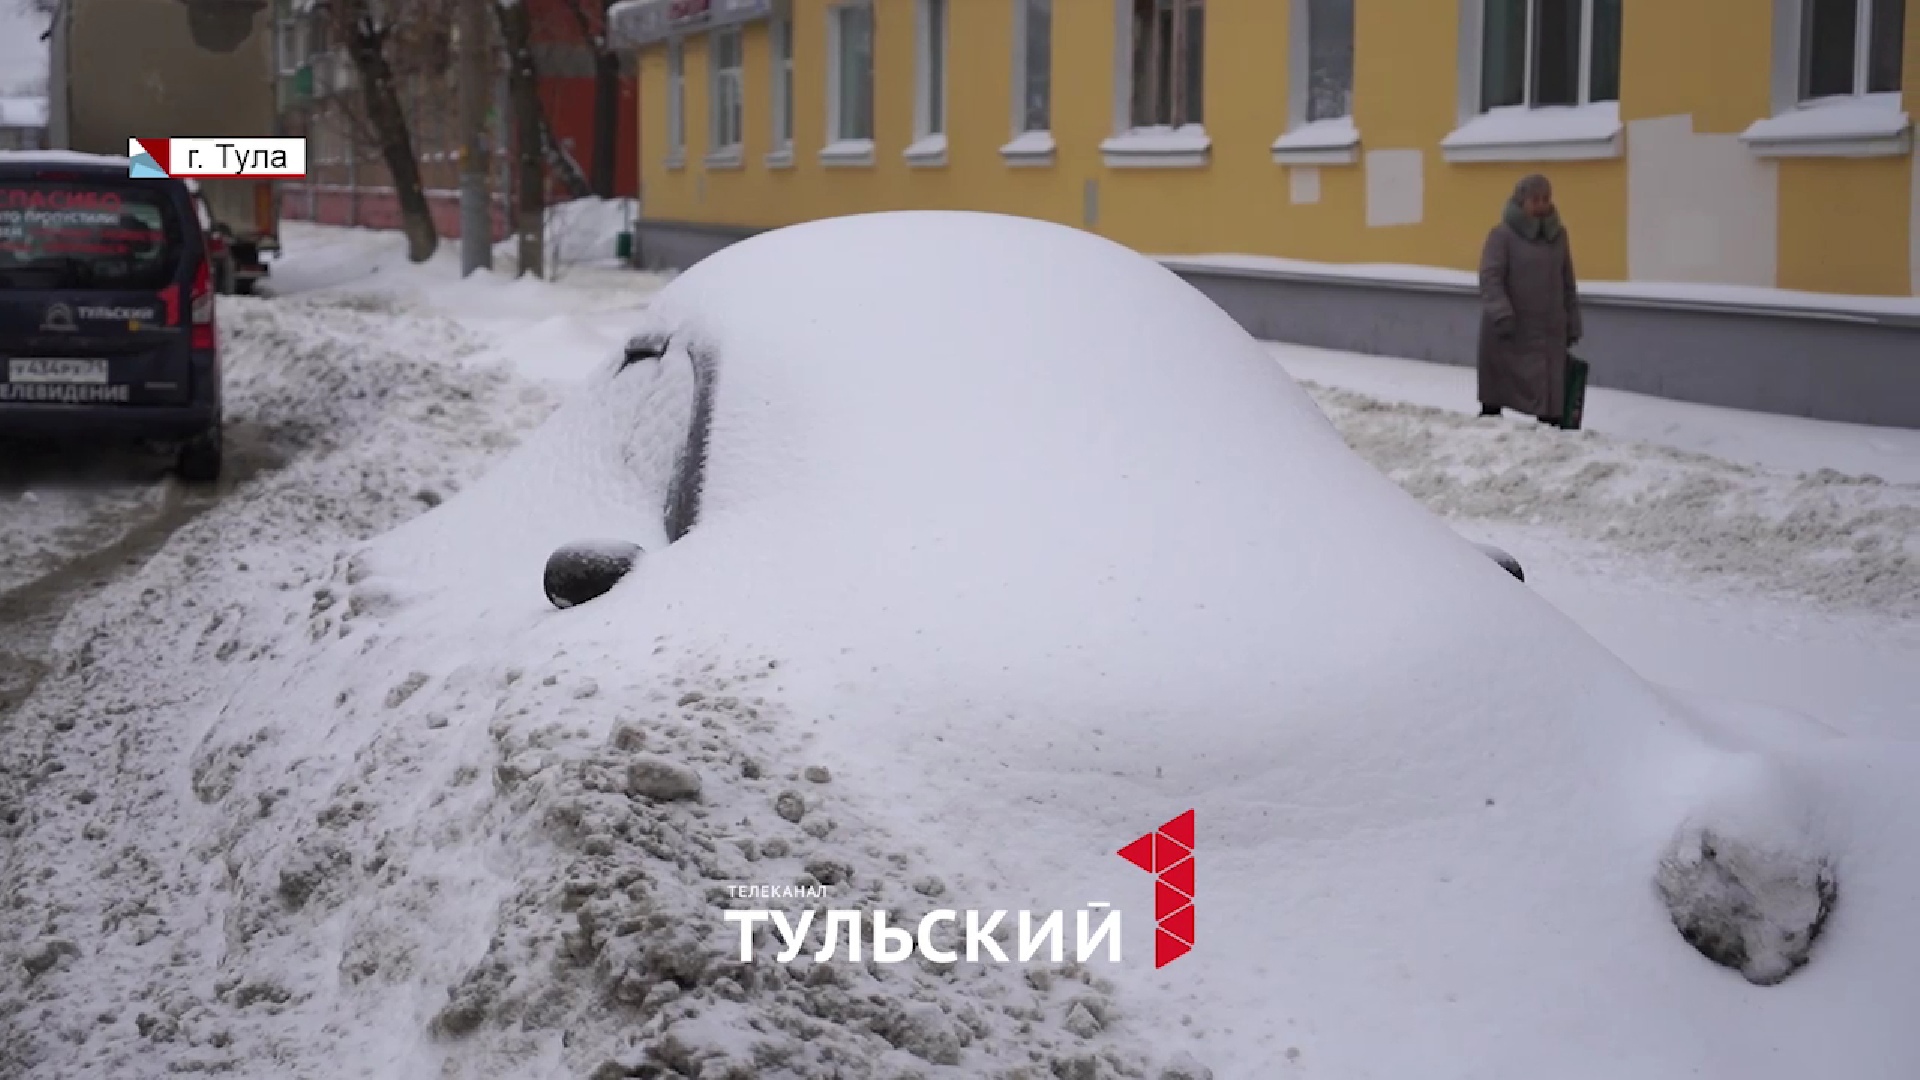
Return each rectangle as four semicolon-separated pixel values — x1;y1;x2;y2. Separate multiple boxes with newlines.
1477;174;1582;423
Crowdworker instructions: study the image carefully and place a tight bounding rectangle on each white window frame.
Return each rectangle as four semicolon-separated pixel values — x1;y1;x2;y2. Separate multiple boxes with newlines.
907;0;949;166
1002;0;1056;166
823;1;876;166
1440;0;1623;164
1272;0;1360;166
666;38;687;168
707;25;745;167
1742;0;1911;158
768;13;797;168
1101;0;1211;169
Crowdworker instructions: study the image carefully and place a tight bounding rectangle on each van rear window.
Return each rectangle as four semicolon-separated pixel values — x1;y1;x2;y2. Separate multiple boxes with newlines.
0;182;185;290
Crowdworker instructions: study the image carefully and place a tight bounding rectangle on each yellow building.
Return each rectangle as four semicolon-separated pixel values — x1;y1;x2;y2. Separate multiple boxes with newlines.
612;0;1919;299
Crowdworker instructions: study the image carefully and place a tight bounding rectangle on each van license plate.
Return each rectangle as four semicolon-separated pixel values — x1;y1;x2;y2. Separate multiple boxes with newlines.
9;358;109;384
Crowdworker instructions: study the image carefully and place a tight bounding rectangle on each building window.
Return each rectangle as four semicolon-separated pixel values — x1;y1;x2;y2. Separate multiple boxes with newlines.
1304;0;1354;122
916;0;947;137
276;12;307;76
1740;0;1910;158
1480;0;1622;110
666;38;686;164
907;0;947;163
1018;0;1052;134
824;2;875;163
1128;0;1205;129
1802;0;1905;100
770;16;796;159
709;26;744;161
1272;0;1358;164
1003;0;1054;165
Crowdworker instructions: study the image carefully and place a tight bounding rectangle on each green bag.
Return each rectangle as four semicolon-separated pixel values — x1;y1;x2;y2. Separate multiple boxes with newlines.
1560;354;1589;431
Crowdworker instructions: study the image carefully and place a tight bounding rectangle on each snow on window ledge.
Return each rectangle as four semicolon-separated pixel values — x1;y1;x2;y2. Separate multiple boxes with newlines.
704;147;744;171
1000;130;1056;167
1740;93;1913;159
1100;125;1210;169
819;139;876;168
904;134;948;168
1271;116;1361;166
665;150;687;171
1440;101;1623;164
764;147;795;170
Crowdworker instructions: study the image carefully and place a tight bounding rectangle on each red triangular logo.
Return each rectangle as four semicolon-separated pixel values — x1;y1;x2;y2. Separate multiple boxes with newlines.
1155;879;1190;920
1160;902;1195;946
1161;854;1194;898
1159;809;1194;849
1155;926;1193;968
1117;832;1156;873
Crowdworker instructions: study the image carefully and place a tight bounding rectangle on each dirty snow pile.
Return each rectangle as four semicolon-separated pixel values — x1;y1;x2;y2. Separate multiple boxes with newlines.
5;212;1920;1080
0;291;560;1077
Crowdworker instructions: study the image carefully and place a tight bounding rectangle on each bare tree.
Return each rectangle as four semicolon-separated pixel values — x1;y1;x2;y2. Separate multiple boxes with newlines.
326;0;442;262
492;0;544;277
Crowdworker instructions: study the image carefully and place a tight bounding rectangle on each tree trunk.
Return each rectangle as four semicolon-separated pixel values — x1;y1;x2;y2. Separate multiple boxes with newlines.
494;0;544;278
341;6;438;263
589;45;619;197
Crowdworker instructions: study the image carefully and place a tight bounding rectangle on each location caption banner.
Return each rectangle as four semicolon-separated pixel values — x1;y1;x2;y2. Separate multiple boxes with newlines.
129;138;308;179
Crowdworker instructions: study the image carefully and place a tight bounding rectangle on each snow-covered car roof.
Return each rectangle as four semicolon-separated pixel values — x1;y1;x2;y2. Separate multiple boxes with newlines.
139;212;1920;1078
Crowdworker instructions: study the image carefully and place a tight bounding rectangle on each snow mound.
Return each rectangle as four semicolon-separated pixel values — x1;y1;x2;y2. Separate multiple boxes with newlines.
1305;383;1920;616
0;293;555;1078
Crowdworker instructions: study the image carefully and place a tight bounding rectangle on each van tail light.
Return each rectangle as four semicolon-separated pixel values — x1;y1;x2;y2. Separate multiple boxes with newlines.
254;181;274;237
190;256;216;350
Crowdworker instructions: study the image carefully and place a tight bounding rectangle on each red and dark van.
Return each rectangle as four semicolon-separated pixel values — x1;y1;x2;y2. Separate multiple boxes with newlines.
0;151;222;481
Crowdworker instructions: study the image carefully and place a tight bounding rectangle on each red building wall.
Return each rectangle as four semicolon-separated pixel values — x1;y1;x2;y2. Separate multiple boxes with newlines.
528;0;640;199
540;75;639;200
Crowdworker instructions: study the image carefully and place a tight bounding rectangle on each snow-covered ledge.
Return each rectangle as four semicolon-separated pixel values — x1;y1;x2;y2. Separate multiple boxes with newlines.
1000;130;1056;167
764;147;795;170
904;134;948;168
1271;116;1361;166
1440;102;1623;164
704;148;744;171
1100;125;1210;169
819;139;875;168
665;151;686;171
1739;93;1913;159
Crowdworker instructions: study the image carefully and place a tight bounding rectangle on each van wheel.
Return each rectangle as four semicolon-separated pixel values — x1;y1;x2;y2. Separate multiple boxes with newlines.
232;276;256;296
176;426;223;484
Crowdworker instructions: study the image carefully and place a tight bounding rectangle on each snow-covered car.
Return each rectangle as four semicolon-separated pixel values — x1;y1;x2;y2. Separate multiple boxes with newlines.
22;212;1918;1079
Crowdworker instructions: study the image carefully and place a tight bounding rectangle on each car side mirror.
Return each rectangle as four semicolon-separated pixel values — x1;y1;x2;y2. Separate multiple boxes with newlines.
545;539;644;609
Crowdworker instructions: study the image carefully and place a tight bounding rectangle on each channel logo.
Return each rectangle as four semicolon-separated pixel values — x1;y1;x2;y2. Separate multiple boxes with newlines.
1117;808;1195;968
128;138;308;179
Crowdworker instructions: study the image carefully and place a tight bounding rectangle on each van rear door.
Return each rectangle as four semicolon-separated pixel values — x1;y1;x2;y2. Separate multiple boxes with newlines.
0;178;196;408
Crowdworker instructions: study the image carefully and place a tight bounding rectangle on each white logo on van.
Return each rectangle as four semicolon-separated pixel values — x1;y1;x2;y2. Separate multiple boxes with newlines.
78;305;159;322
41;303;76;332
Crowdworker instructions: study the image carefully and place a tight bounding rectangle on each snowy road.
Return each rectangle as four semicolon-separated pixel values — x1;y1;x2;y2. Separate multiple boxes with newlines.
0;223;1914;1077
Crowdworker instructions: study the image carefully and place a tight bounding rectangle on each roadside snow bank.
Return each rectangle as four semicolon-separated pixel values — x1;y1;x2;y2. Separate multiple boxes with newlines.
0;292;556;1079
1306;385;1920;616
